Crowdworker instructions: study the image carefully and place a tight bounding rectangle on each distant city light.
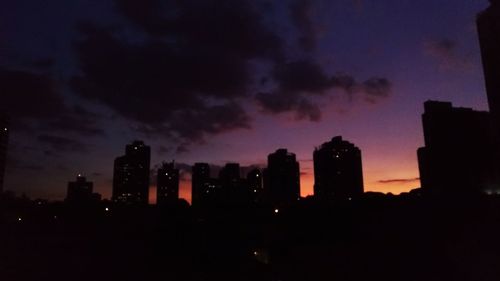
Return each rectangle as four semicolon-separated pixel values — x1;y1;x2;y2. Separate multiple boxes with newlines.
274;208;279;214
17;217;22;222
105;207;109;212
3;128;7;131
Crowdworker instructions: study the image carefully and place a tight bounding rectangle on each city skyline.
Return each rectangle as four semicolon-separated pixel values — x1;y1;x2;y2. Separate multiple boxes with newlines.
0;0;492;202
3;2;500;281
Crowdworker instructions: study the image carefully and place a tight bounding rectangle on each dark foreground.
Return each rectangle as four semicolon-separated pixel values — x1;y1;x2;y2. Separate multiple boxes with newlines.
2;193;500;281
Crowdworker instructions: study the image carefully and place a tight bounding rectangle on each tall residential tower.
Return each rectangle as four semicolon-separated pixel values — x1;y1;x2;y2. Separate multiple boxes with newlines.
265;149;300;206
313;136;364;200
417;101;498;194
157;161;179;205
477;1;500;135
113;141;151;204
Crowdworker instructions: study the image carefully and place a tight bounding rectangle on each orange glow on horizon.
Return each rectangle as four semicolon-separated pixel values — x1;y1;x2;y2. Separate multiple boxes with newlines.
99;168;419;206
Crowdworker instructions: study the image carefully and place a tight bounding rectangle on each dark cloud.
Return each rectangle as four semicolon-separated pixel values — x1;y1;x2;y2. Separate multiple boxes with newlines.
423;38;473;71
114;0;175;36
45;106;104;137
256;91;321;121
256;60;332;121
37;134;88;153
70;0;292;146
167;103;252;141
157;145;170;156
256;60;392;121
31;58;55;70
70;0;393;146
378;178;420;184
0;67;104;136
71;15;262;143
114;0;283;60
7;160;45;172
176;144;189;154
0;68;65;120
289;0;317;52
331;73;357;93
425;38;456;56
19;165;45;171
274;60;332;93
362;78;392;103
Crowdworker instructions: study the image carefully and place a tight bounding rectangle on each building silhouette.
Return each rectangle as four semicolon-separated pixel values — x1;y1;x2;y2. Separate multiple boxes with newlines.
218;163;242;203
113;141;151;204
0;114;8;193
247;168;263;203
477;1;500;136
417;101;499;194
219;163;241;190
66;174;100;204
157;161;179;205
313;136;364;200
265;149;300;206
191;163;211;206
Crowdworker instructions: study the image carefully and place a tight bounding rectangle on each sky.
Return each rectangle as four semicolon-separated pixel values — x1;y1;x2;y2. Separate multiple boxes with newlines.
0;0;492;203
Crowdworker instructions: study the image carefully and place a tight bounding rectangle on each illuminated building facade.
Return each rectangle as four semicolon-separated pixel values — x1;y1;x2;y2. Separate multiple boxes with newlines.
112;141;151;204
313;136;364;200
157;161;179;205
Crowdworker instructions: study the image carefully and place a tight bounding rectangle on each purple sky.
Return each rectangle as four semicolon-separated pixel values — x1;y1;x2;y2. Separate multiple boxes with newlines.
0;0;491;202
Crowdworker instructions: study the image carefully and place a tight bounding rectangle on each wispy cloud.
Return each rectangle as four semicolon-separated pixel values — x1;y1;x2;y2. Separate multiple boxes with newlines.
423;38;474;72
378;177;420;184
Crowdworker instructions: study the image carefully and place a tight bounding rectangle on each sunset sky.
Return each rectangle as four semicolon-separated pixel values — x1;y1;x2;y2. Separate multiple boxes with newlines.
0;0;491;203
